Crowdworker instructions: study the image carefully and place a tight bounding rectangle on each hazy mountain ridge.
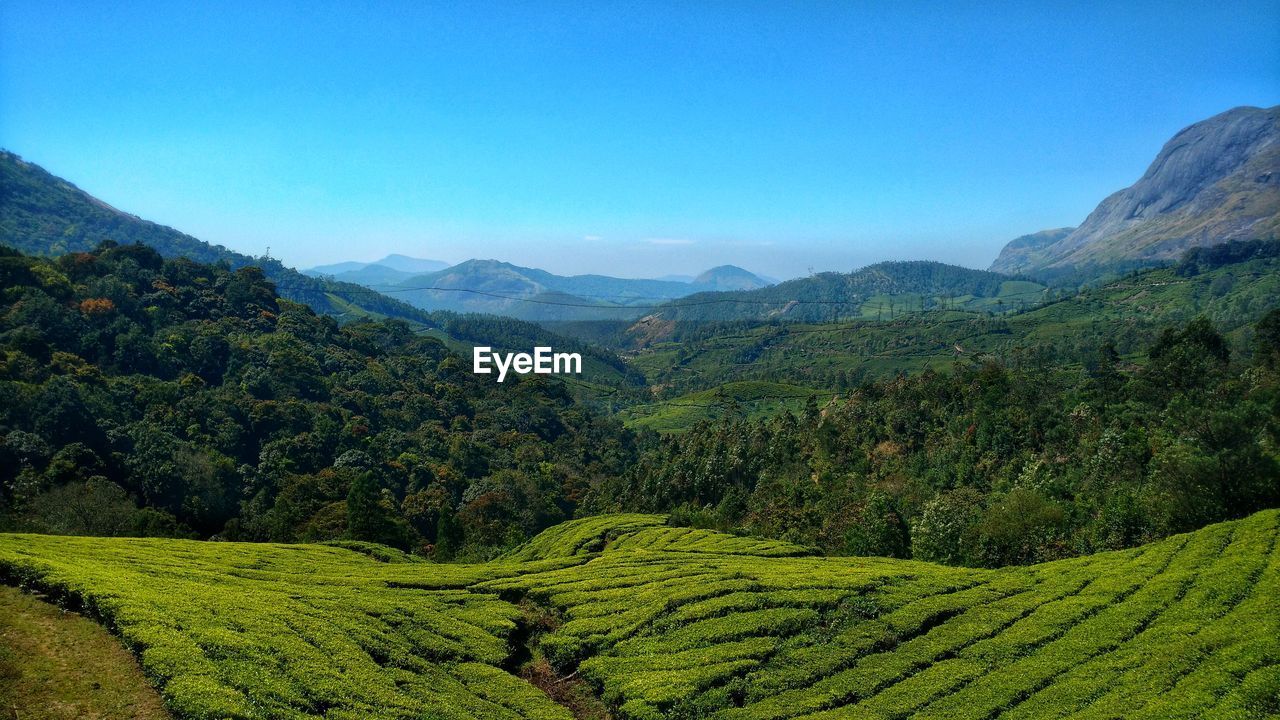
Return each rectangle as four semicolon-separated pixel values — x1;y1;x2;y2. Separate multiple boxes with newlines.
992;105;1280;281
694;264;772;291
307;264;418;286
304;254;451;285
370;258;772;322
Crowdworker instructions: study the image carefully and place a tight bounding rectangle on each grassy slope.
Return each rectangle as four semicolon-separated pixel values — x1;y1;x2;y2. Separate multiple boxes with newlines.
0;584;170;719
1;511;1278;719
617;381;830;433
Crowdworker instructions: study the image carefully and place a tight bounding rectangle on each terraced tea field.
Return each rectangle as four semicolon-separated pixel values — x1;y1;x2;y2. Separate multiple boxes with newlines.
1;511;1278;719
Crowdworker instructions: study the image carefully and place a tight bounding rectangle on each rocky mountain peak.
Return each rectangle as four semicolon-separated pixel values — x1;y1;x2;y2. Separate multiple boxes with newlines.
990;106;1280;281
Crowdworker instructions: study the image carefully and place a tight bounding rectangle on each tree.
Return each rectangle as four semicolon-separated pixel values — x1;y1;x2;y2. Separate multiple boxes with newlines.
844;491;910;558
911;488;984;565
346;471;405;548
435;501;462;560
1255;309;1280;368
977;488;1067;566
1145;316;1230;395
24;477;184;537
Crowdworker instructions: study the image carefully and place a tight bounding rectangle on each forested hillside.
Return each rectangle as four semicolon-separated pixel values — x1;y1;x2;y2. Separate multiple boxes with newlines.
599;310;1280;565
627;250;1280;398
0;244;638;556
0;150;440;326
3;242;1278;573
633;261;1045;330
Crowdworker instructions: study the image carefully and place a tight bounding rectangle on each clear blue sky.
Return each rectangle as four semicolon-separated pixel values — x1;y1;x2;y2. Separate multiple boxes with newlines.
2;2;1278;279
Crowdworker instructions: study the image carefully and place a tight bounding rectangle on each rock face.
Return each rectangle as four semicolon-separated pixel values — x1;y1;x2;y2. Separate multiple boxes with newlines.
991;106;1280;280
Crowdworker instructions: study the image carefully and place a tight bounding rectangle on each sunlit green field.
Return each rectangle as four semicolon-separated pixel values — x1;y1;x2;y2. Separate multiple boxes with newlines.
2;511;1278;719
617;381;827;433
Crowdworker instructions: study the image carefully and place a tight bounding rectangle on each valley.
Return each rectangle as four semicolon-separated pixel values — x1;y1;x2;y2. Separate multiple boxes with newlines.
0;101;1278;720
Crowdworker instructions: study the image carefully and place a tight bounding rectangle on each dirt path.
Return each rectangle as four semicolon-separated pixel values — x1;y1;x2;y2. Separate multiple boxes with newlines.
0;585;169;720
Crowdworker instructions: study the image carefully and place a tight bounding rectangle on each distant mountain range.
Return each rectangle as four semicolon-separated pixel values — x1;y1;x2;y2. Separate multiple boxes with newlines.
992;105;1280;282
307;258;773;322
8;104;1274;334
305;255;451;285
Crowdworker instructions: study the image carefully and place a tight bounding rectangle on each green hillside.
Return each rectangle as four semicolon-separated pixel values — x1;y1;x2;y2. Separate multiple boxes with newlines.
0;150;437;327
0;152;639;392
2;511;1277;719
635;261;1046;329
629;255;1280;398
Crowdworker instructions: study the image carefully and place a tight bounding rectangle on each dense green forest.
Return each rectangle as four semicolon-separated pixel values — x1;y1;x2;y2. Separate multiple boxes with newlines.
601;311;1280;565
0;243;638;557
2;242;1279;572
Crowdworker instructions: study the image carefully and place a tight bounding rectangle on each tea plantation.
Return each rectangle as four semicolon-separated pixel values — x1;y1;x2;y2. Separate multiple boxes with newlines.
2;511;1278;719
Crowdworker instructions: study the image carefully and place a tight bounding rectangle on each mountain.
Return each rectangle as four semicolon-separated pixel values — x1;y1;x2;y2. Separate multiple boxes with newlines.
306;254;450;281
0;150;439;327
380;259;773;323
386;260;686;322
984;227;1075;276
991;105;1280;282
0;150;642;391
305;260;370;275
692;264;771;291
308;255;449;276
304;255;450;286
305;263;418;286
630;260;1045;332
374;254;450;274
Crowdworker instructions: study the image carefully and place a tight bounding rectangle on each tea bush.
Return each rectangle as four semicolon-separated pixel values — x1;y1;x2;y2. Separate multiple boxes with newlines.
1;510;1276;719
